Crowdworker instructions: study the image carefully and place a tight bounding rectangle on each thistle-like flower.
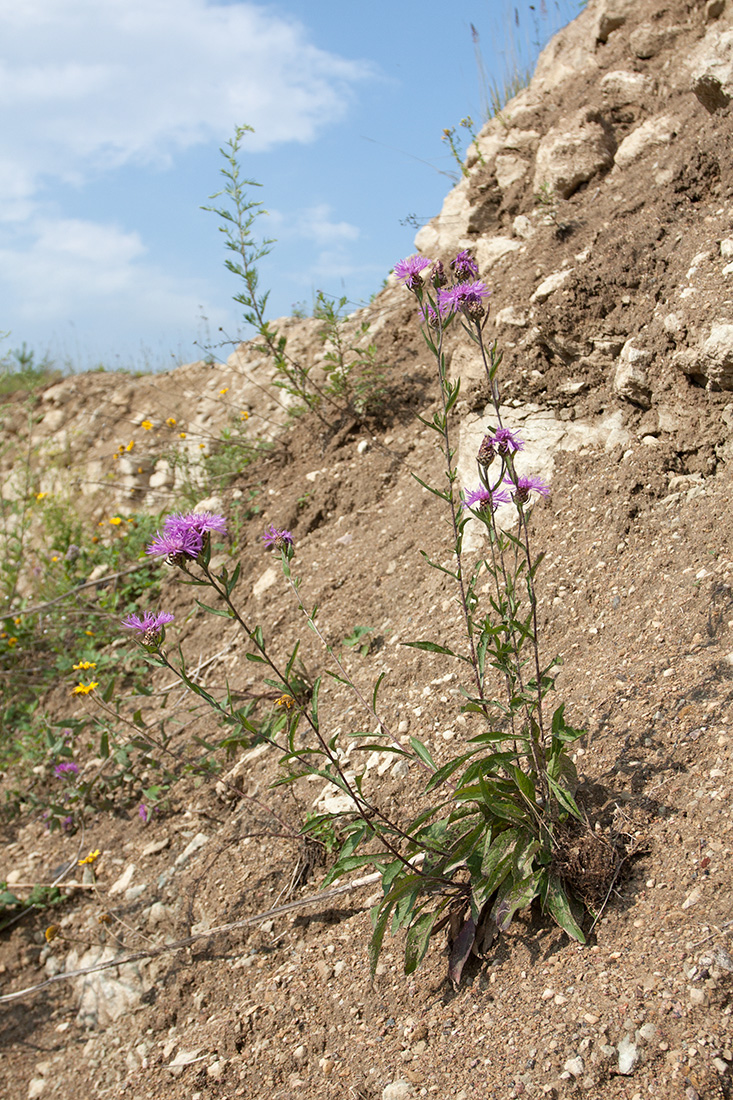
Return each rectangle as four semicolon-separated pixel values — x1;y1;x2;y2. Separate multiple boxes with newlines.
394;254;431;291
146;511;227;564
263;525;294;552
53;762;79;778
450;249;479;282
437;280;491;321
505;475;550;505
121;610;175;647
461;485;511;514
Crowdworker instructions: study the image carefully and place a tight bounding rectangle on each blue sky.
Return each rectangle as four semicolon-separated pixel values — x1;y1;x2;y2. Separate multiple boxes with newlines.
0;0;577;373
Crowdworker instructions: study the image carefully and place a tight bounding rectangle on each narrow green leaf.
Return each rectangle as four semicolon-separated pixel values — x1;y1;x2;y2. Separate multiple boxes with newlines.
544;874;586;943
195;599;232;618
409;737;437;770
402;640;467;661
404;909;438;975
369;900;394;977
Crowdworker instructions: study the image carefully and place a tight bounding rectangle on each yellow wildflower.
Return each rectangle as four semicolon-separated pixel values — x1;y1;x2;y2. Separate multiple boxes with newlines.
118;443;125;453
84;630;94;636
240;410;249;420
219;387;229;395
276;694;296;709
78;849;101;866
109;517;122;526
73;660;96;671
126;440;135;452
35;492;47;502
45;925;59;943
50;556;59;563
199;443;206;450
7;637;17;647
72;681;99;695
166;417;176;428
13;617;21;625
112;454;118;462
141;419;153;430
178;432;186;439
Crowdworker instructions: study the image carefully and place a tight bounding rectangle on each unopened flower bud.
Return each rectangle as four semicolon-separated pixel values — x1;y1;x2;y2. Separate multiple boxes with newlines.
477;436;496;468
430;260;446;289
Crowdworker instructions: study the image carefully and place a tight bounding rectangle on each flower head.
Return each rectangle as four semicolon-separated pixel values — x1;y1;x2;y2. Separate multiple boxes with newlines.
72;681;99;695
419;303;439;328
121;611;174;645
141;419;153;431
146;526;201;562
450;250;479;281
73;660;96;671
78;849;100;866
394;254;431;291
505;475;550;505
479;427;524;469
430;260;446;289
146;511;226;563
437;280;492;321
461;485;512;514
53;762;79;778
139;803;149;824
263;525;294;553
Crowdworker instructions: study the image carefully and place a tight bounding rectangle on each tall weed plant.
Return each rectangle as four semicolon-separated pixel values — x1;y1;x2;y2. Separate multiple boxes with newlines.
203;126;387;428
115;244;605;985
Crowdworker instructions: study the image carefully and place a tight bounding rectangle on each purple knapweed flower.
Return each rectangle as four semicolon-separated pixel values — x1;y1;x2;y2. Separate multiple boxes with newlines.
437;280;491;320
394;254;431;291
419;303;439;328
146;526;202;561
121;611;174;645
505;475;550;505
139;803;149;824
53;762;79;779
263;525;294;552
461;486;512;514
164;511;227;539
450;250;479;282
479;427;524;468
147;511;227;563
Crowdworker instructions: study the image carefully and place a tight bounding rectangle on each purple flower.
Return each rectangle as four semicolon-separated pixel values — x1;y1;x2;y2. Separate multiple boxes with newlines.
461;486;512;513
263;525;294;552
394;254;431;290
164;511;227;539
481;427;524;464
437;280;492;320
146;512;227;562
53;762;79;778
139;803;149;824
121;611;174;642
450;250;479;281
505;475;550;505
146;526;201;560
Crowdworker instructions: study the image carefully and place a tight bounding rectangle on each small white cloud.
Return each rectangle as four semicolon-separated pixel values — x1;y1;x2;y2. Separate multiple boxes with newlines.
292;203;360;246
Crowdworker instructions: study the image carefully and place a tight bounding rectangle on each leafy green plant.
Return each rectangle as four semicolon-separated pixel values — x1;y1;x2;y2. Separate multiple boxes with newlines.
204;126;386;427
342;625;375;657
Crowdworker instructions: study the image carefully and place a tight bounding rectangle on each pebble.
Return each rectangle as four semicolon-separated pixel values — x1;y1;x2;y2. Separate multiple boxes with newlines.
142;837;171;857
293;1045;308;1064
681;887;702;910
27;1080;46;1099
174;832;209;868
382;1083;415;1100
617;1036;639;1075
564;1056;584;1077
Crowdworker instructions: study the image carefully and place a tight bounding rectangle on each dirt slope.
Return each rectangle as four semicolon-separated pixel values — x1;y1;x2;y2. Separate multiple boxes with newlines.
3;0;733;1097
